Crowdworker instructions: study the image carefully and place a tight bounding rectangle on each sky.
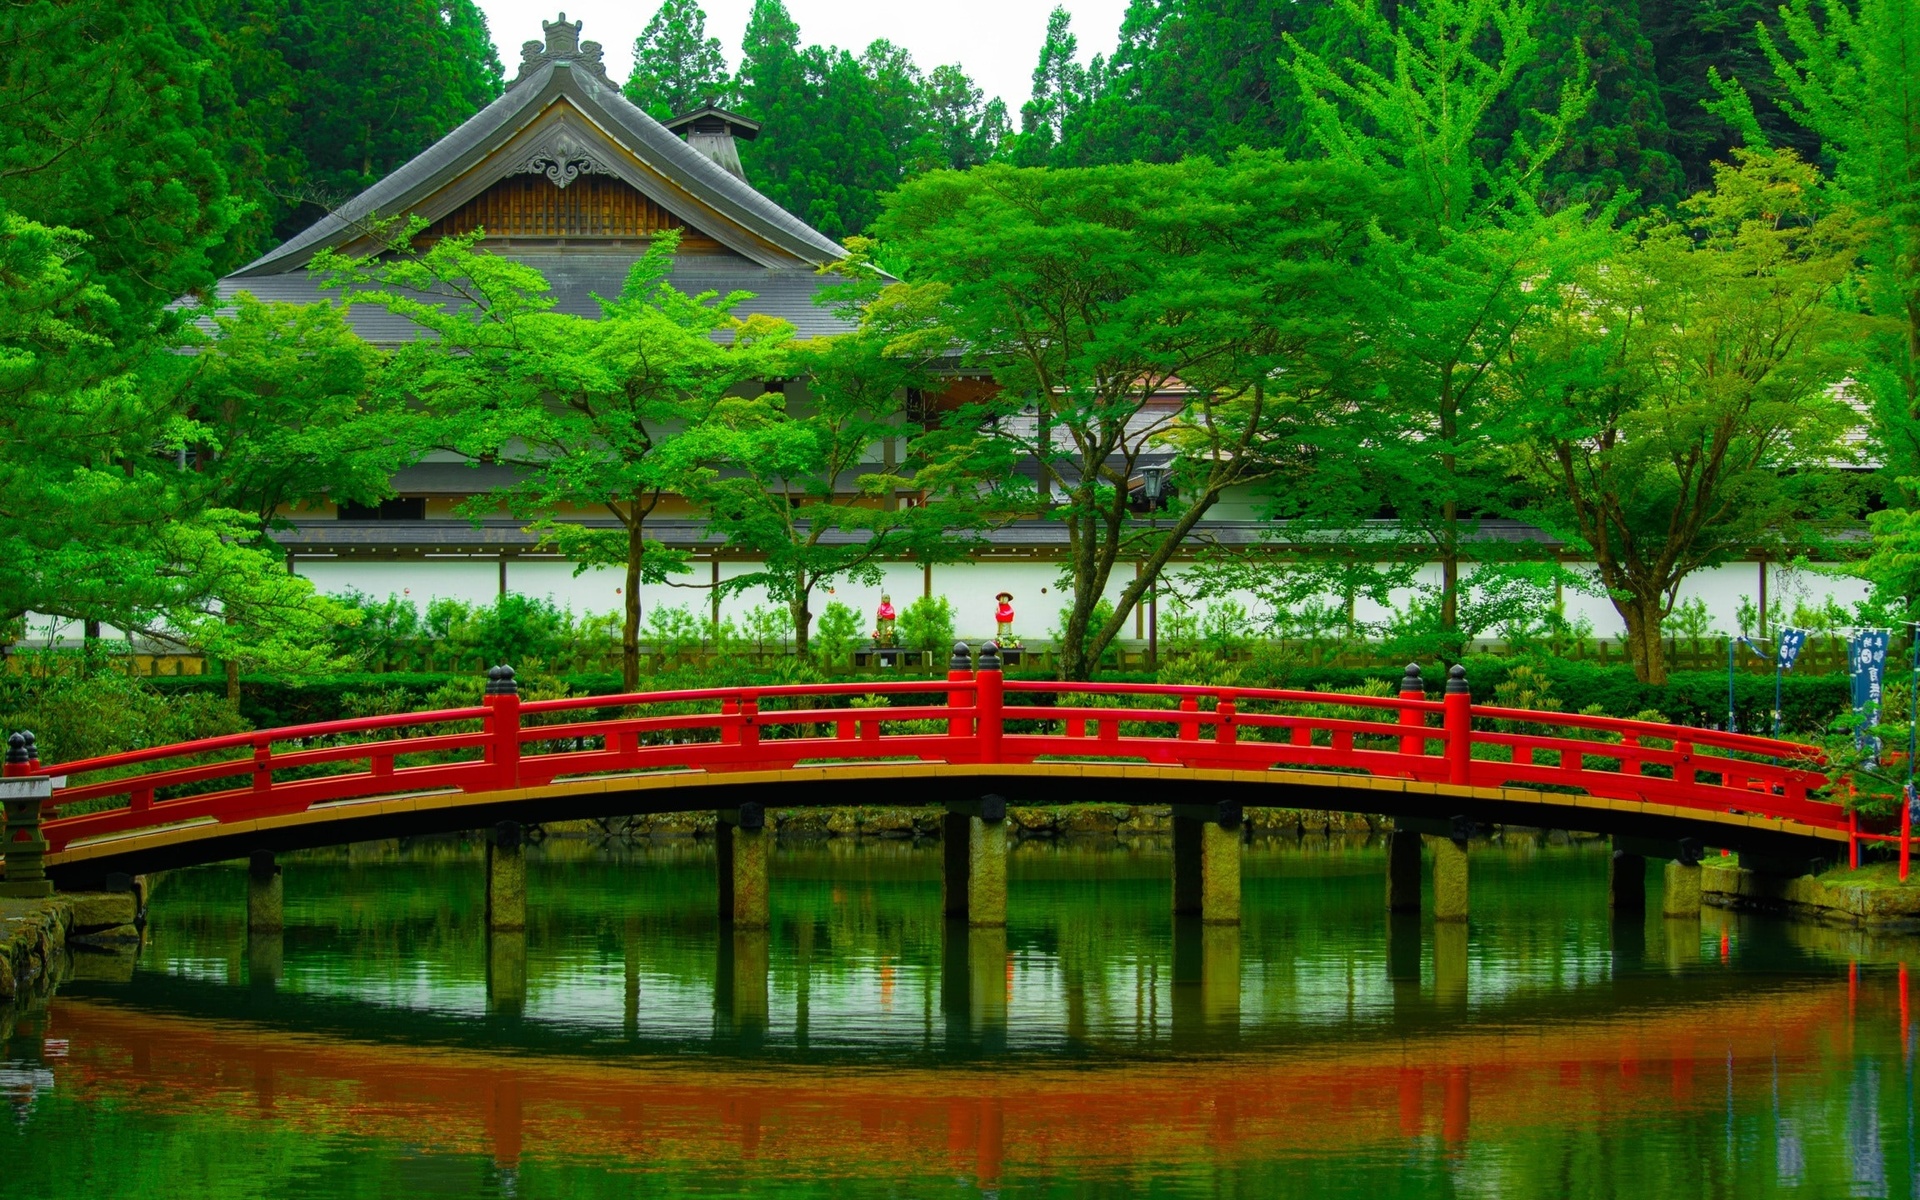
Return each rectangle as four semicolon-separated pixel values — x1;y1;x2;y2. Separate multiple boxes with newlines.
474;1;1128;114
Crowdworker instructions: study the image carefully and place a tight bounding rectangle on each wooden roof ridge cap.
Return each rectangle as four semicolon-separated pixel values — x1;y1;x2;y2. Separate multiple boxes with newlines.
227;61;843;280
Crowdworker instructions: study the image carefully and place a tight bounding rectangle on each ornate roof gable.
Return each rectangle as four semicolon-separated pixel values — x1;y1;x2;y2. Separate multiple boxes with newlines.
230;13;843;278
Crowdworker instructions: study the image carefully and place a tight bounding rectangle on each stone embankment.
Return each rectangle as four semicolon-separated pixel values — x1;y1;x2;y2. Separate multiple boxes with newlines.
1704;863;1920;931
585;805;1380;840
0;888;143;1002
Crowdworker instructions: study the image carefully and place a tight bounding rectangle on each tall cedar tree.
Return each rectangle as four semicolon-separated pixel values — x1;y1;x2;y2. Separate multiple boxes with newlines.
206;0;504;246
876;157;1381;681
1507;0;1683;210
1;0;244;326
624;0;734;120
1641;0;1821;193
734;0;1000;237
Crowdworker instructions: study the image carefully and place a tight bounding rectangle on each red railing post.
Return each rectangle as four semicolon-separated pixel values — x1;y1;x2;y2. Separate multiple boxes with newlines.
977;641;1005;763
1444;664;1471;786
1398;662;1426;758
947;642;974;740
1178;696;1199;741
1214;695;1238;745
484;665;521;790
739;693;760;751
721;697;741;745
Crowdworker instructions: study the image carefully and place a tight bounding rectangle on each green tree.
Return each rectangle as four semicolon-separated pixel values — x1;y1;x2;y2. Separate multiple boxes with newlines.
1642;0;1823;194
1015;6;1089;166
0;210;348;673
655;319;982;655
1511;151;1870;683
924;64;1009;169
876;156;1380;681
226;0;504;241
183;295;403;534
1509;0;1683;210
1285;0;1609;655
1;0;244;327
1720;0;1920;501
624;0;734;120
316;226;780;689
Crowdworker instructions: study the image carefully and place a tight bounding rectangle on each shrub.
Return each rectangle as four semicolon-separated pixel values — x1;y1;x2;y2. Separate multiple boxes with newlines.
0;671;251;766
897;595;956;657
814;601;862;666
645;604;704;662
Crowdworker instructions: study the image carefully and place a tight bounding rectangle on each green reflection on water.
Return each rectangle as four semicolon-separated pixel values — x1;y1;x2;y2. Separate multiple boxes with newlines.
4;834;1919;1198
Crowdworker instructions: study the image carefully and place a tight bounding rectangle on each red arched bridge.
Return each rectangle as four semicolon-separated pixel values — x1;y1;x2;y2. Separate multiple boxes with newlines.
4;651;1846;898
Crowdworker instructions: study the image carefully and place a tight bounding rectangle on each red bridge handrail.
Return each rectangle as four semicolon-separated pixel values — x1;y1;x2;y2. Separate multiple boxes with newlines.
12;662;1844;865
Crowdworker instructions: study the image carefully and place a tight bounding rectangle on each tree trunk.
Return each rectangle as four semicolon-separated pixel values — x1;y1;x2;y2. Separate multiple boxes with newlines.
791;593;812;658
226;658;241;705
1618;596;1669;685
1058;597;1092;682
622;523;642;691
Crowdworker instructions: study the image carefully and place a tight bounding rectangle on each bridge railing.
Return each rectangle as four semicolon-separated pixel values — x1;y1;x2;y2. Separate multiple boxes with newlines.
16;651;1838;861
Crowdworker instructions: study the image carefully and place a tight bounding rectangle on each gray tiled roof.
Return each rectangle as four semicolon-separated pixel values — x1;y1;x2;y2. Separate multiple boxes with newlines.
271;518;1576;553
233;59;844;278
215;257;856;345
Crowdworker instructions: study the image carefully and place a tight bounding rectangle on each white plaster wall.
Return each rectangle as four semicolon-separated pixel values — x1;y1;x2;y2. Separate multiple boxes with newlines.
291;555;1875;646
295;559;500;611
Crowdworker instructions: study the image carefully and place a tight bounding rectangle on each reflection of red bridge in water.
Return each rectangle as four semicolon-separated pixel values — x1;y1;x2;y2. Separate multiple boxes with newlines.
30;981;1868;1181
24;655;1844;887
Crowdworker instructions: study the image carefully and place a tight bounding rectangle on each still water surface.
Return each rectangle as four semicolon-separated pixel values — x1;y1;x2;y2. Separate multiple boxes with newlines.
4;834;1918;1197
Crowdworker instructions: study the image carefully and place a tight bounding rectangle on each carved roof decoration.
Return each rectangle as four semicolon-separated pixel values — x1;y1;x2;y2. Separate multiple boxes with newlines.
512;13;610;86
511;124;612;189
229;13;845;278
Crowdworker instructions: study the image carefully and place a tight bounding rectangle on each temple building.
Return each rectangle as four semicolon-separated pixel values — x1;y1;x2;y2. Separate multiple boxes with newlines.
208;13;1857;645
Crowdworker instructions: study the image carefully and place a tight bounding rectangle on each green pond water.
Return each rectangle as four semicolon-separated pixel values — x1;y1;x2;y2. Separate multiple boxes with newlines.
3;832;1917;1198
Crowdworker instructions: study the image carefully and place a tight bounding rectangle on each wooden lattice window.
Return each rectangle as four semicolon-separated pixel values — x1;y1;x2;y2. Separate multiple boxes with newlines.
426;174;717;243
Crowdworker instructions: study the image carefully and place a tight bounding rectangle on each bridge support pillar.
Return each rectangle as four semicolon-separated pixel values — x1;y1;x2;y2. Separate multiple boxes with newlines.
716;928;770;1043
1433;920;1469;1005
1609;849;1647;911
487;822;527;932
1172;917;1242;1040
1428;833;1469;923
1385;829;1422;912
1173;801;1242;924
247;850;282;934
1662;859;1703;918
943;795;1008;927
488;929;526;1017
943;922;1009;1049
718;804;769;930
